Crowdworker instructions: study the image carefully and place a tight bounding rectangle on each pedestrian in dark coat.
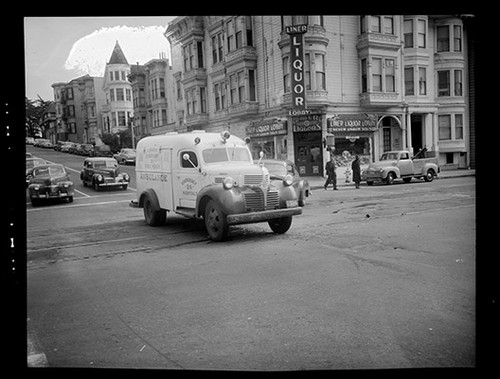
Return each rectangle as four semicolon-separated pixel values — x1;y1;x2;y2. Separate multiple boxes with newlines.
324;155;338;190
352;155;361;189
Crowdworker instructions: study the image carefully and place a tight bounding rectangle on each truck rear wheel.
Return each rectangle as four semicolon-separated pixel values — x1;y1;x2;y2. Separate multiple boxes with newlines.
424;169;435;182
204;199;229;241
268;216;293;234
143;195;166;226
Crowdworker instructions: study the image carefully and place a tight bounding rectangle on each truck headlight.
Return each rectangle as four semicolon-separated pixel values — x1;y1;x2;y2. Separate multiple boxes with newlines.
223;176;234;189
283;174;293;186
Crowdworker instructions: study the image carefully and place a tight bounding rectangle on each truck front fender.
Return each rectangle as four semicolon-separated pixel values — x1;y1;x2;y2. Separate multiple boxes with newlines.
196;184;246;217
382;166;400;179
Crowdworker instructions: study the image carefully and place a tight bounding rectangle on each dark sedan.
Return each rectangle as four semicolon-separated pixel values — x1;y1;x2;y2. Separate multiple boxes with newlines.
28;164;74;206
113;148;136;165
256;159;311;206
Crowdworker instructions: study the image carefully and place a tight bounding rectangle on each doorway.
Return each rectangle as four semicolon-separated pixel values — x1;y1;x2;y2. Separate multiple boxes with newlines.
294;131;323;176
411;114;423;154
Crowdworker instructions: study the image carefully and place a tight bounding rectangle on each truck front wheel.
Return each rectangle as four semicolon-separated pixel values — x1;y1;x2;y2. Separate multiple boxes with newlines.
385;172;396;185
204;199;229;241
268;216;293;234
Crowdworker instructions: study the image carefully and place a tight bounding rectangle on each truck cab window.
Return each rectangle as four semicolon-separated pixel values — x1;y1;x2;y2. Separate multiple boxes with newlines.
180;151;198;168
400;153;409;160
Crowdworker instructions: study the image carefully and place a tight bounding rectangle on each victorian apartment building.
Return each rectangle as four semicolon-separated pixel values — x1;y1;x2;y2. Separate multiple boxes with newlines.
51;74;105;144
162;15;475;175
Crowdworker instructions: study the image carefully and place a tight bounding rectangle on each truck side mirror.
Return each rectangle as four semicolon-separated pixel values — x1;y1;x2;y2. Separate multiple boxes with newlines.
258;151;264;165
183;153;200;172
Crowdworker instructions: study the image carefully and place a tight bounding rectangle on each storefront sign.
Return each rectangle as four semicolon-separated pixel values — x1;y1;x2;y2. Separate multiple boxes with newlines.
327;114;378;133
290;32;306;111
246;120;288;138
293;113;322;132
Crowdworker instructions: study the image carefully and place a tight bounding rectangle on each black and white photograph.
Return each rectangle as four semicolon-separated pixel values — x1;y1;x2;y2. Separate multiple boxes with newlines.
7;14;487;372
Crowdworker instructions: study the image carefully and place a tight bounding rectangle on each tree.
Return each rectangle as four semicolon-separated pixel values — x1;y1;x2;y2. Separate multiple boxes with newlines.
25;96;52;137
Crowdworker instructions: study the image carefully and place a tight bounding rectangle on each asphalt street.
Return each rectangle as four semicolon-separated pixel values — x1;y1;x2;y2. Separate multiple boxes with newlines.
26;145;476;370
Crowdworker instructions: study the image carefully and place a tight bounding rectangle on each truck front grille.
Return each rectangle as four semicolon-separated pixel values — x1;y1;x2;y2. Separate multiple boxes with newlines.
244;174;263;186
243;188;280;212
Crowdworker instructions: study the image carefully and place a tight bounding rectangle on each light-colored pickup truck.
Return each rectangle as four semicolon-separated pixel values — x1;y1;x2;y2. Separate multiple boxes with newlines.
362;149;439;185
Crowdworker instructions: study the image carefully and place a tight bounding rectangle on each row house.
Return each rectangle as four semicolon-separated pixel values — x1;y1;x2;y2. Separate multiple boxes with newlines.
164;15;474;176
128;55;176;144
52;74;105;144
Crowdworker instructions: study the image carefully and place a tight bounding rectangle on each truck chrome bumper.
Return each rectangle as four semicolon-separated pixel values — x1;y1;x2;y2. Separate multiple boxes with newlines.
227;207;302;225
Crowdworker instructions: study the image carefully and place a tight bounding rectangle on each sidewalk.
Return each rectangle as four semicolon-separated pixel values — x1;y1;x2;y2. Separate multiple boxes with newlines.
304;168;475;190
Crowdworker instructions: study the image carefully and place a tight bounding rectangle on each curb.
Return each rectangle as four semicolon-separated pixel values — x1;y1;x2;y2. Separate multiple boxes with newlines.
308;172;475;190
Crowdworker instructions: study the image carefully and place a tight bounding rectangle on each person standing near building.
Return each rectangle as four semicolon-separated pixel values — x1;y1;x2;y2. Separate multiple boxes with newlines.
352;155;361;189
324;155;338;190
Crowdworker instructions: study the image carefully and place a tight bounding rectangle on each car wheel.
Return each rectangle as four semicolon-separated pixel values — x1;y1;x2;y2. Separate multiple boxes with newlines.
122;184;128;190
93;181;100;191
385;172;395;185
367;181;374;186
143;195;166;226
30;197;40;207
67;196;73;203
424;169;435;182
268;216;293;234
204;199;229;241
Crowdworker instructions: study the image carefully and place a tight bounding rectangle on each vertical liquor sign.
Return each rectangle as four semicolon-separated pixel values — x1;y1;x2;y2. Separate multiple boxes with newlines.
285;24;308;111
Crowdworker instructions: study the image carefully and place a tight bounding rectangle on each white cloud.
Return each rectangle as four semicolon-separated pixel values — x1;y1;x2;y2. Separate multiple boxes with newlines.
64;25;169;76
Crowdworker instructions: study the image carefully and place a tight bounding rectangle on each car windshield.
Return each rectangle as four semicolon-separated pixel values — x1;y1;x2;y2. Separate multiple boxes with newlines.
202;147;252;163
33;166;65;177
122;149;136;156
26;158;46;169
94;161;117;168
380;152;399;160
262;162;289;177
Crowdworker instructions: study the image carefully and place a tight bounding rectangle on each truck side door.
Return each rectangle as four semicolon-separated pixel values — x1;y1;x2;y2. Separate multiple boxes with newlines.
398;152;413;176
173;150;202;209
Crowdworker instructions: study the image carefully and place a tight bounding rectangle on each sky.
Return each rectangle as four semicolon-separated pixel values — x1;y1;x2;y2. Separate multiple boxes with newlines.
24;16;177;101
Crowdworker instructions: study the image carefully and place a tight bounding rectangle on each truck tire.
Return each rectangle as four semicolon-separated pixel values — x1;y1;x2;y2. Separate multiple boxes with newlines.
204;199;229;241
143;193;166;226
424;169;435;182
268;216;293;234
385;172;396;185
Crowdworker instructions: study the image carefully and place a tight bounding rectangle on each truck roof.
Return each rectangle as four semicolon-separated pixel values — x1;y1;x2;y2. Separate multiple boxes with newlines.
137;131;247;150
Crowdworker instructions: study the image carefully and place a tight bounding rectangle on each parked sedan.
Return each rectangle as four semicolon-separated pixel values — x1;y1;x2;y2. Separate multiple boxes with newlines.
28;164;74;206
256;159;311;206
26;157;47;186
113;148;136;165
80;157;130;191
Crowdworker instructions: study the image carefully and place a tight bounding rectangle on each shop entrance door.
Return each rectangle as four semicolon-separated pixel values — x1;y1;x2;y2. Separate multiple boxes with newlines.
294;132;323;176
411;114;423;154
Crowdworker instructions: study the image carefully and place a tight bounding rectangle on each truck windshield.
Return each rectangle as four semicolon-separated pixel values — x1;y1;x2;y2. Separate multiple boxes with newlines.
202;147;252;163
380;152;399;160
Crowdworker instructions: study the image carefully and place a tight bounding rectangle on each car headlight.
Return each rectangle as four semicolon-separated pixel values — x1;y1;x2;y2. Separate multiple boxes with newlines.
283;174;293;186
32;184;40;191
223;176;234;190
123;173;130;181
96;174;103;181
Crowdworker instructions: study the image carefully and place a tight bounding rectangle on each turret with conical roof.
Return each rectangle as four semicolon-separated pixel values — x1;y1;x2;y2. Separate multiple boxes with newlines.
101;41;133;137
108;41;129;65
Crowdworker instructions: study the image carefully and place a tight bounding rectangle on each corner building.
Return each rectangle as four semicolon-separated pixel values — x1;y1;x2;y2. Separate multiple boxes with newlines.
165;15;474;176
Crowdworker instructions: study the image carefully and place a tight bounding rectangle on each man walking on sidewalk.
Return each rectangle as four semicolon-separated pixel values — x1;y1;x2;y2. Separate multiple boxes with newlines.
324;155;338;190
